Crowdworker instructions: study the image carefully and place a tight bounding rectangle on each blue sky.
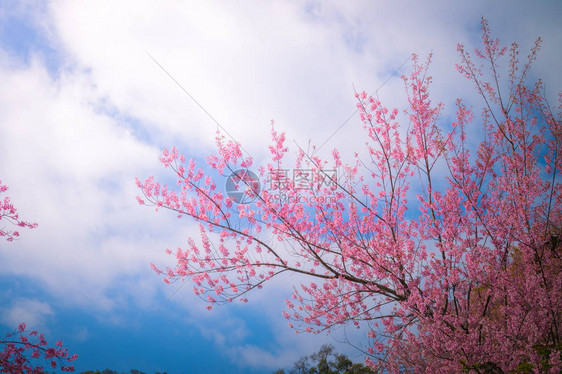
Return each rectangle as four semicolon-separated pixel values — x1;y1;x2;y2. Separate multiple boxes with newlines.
0;1;561;373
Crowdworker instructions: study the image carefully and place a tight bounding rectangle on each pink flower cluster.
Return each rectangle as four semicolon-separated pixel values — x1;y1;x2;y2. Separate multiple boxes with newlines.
0;180;38;242
0;323;78;373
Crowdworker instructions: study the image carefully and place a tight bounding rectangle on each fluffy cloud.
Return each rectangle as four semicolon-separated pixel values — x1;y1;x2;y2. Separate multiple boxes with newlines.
0;49;175;309
1;298;54;331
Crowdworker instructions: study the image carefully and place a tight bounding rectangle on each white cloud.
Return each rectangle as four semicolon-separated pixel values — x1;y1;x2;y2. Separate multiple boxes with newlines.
0;50;176;311
1;298;54;331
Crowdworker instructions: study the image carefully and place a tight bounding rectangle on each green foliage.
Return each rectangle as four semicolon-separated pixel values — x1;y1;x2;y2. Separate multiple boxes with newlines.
275;344;377;374
507;343;562;373
461;342;562;374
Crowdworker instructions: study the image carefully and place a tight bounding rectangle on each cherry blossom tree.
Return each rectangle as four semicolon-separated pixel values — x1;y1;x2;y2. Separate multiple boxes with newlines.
0;323;78;373
1;182;78;372
0;180;37;241
138;19;561;372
